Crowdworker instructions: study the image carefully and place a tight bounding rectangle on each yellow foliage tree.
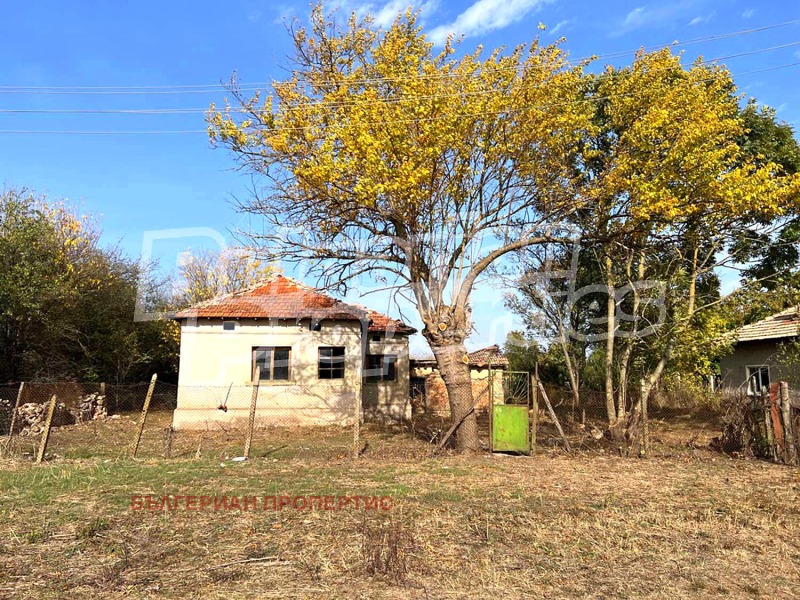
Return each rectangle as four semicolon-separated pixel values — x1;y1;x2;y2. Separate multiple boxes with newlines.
207;6;798;451
208;7;592;452
571;49;799;440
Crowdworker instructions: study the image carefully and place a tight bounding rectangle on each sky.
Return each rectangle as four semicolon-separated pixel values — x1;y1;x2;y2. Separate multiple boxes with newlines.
1;0;799;356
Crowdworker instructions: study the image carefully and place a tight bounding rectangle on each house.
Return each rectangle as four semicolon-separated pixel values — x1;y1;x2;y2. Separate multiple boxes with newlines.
719;306;800;394
410;345;509;414
171;276;416;429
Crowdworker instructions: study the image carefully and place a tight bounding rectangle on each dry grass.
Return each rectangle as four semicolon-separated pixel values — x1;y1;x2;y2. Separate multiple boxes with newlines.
0;414;798;599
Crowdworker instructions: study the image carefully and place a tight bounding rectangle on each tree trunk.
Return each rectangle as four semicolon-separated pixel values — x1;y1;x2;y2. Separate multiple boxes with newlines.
430;341;479;452
557;325;583;424
604;255;622;440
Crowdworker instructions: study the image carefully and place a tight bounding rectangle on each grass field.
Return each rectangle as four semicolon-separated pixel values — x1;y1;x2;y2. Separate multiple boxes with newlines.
1;413;799;599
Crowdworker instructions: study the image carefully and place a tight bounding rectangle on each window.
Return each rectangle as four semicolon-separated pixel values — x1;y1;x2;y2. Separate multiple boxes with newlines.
371;334;381;342
364;354;397;383
746;365;770;396
223;321;237;331
318;347;345;379
252;347;291;381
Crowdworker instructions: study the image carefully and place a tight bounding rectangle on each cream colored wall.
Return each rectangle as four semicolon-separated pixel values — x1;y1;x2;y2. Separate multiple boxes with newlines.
172;318;410;429
173;318;362;429
362;335;411;421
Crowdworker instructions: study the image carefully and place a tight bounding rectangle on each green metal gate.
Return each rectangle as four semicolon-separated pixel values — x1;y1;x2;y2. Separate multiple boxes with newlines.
488;369;531;454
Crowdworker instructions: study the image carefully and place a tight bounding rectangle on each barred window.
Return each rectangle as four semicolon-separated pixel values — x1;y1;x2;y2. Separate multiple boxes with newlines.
318;347;345;379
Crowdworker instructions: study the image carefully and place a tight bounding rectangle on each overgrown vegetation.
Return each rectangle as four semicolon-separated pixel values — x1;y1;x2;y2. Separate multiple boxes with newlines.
1;418;798;598
0;189;176;383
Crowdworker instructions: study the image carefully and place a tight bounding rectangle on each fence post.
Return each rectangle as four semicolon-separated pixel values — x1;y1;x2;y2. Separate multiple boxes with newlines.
164;425;174;459
35;394;58;464
352;376;361;459
536;379;571;452
131;374;158;459
4;382;25;450
530;372;538;453
780;381;796;465
243;367;261;459
487;362;494;453
640;379;651;457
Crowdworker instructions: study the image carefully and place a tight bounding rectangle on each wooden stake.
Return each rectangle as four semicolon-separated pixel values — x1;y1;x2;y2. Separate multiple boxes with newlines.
36;394;58;464
780;382;796;465
352;375;361;459
243;367;260;459
164;425;174;459
530;372;538;453
536;380;571;452
131;374;158;459
488;362;494;453
4;382;25;449
641;379;651;457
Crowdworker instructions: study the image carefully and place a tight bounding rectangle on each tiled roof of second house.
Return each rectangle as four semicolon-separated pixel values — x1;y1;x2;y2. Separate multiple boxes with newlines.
734;306;800;343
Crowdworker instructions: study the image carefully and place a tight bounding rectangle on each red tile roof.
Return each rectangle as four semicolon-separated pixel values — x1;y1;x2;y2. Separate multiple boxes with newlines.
467;345;510;367
733;306;800;343
173;275;416;334
411;345;509;368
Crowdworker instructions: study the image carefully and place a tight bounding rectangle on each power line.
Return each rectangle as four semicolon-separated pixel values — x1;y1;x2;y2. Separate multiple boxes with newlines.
0;18;798;94
1;42;797;115
0;61;796;136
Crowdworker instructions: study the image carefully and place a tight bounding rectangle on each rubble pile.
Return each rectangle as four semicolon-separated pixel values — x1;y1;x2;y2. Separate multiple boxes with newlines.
76;393;107;423
15;402;74;436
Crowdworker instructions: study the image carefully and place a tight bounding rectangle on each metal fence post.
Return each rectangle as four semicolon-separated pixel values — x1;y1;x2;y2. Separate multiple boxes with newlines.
35;394;58;464
131;374;158;459
243;367;261;459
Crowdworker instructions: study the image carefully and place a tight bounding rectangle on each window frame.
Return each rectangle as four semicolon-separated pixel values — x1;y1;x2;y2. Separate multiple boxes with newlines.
318;346;346;380
745;365;770;396
364;354;397;383
252;346;292;382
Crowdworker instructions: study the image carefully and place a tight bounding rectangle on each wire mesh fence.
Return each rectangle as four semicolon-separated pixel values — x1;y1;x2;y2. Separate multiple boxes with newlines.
1;375;794;464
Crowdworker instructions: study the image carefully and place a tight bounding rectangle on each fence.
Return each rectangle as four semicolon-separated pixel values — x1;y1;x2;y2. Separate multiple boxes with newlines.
0;375;785;463
715;381;799;465
0;376;426;462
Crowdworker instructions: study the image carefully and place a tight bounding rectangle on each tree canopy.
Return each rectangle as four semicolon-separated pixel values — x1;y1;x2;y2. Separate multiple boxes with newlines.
208;5;800;450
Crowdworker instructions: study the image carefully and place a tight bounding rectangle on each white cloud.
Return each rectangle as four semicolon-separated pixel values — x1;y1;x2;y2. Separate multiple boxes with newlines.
615;1;700;35
325;0;439;27
742;8;755;19
549;19;571;36
427;0;552;46
622;6;646;29
689;13;714;26
372;0;439;27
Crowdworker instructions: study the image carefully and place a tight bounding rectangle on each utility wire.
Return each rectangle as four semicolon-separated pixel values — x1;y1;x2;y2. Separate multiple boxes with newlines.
0;61;796;135
0;42;797;115
0;18;798;94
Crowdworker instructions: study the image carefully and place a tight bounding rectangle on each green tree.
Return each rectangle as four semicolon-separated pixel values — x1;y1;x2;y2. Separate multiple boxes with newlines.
0;188;177;382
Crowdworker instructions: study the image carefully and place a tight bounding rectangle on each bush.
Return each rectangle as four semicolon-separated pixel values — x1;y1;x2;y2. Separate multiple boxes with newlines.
651;375;721;413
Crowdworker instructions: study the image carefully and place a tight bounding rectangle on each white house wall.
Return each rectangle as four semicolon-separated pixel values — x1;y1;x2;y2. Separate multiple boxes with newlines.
362;336;411;422
172;318;410;429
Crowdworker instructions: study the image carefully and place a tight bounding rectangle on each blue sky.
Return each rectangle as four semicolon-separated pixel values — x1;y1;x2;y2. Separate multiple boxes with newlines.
2;0;799;355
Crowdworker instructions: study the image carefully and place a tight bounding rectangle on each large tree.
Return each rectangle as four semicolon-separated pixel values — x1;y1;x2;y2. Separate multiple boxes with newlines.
508;51;799;441
0;189;175;382
208;7;591;451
